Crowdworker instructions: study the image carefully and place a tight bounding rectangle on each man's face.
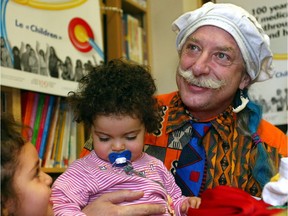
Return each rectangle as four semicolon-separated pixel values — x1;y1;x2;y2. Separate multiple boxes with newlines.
176;25;250;120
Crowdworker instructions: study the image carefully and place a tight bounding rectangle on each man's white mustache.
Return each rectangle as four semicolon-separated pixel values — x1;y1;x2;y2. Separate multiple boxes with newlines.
178;67;226;89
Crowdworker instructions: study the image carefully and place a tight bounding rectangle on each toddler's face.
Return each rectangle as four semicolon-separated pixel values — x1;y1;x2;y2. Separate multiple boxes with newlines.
12;142;53;216
91;115;145;163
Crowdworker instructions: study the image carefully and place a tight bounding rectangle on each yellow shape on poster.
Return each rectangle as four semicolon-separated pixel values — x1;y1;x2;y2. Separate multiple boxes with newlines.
12;0;87;10
74;25;89;43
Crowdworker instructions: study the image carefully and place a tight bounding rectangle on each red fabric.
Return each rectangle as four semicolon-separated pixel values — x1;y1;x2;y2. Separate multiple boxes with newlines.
188;186;283;216
190;171;200;182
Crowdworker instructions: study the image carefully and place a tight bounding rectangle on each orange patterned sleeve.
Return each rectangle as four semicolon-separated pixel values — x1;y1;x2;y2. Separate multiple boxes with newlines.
257;120;288;157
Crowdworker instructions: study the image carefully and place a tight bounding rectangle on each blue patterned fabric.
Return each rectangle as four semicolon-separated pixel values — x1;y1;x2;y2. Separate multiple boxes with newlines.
175;121;211;196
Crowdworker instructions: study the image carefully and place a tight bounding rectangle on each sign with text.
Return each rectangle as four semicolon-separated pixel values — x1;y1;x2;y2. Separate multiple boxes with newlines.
216;0;287;126
1;0;104;96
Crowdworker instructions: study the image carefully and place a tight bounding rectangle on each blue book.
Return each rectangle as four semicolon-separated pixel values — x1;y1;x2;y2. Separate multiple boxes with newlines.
39;95;55;160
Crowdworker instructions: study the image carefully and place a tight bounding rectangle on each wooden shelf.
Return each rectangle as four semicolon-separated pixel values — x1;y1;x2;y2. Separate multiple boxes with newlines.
122;0;147;14
41;167;66;173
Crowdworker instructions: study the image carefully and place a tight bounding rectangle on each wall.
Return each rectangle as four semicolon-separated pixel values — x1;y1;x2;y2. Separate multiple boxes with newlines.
149;0;200;94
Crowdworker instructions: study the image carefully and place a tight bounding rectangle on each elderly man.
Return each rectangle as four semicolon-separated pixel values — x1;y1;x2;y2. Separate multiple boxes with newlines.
79;2;287;215
144;2;287;198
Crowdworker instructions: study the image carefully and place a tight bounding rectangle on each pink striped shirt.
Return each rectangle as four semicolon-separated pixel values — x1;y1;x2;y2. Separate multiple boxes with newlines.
51;151;188;215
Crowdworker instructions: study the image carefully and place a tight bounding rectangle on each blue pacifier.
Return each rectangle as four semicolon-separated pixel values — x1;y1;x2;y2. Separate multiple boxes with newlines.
108;150;132;167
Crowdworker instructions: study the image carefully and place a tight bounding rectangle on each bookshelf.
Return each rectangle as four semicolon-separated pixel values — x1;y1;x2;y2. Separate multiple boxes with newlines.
104;0;150;64
1;86;86;174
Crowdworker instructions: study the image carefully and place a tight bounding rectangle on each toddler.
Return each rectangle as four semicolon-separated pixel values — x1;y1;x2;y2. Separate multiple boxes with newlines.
51;59;201;215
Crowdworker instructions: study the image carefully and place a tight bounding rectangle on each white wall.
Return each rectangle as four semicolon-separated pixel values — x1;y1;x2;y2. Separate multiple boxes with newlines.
149;0;199;94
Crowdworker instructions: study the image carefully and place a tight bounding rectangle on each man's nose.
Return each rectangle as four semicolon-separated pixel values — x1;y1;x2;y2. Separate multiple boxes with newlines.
192;52;210;76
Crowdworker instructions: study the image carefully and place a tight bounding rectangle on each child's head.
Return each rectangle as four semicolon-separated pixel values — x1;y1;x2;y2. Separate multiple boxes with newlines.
67;59;161;162
1;114;53;216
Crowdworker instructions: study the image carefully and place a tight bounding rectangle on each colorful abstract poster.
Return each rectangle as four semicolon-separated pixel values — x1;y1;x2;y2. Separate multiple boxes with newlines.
216;0;288;128
1;0;104;96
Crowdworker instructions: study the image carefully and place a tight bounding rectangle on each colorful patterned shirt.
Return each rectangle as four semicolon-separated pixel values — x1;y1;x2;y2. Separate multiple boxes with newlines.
144;91;287;197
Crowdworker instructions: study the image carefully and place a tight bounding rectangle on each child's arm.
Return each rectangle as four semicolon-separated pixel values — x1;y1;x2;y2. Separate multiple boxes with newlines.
50;161;91;215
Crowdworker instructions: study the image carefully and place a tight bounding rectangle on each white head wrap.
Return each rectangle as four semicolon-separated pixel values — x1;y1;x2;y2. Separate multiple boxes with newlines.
172;2;274;83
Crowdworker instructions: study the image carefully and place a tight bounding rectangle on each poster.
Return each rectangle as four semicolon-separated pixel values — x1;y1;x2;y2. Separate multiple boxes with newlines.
0;0;104;96
216;0;287;127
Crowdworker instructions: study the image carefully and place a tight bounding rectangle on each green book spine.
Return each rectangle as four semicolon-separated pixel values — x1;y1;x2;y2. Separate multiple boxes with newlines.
31;93;45;146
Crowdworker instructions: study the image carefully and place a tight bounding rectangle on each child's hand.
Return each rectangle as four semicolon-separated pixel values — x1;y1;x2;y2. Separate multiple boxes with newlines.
181;196;201;213
188;197;201;209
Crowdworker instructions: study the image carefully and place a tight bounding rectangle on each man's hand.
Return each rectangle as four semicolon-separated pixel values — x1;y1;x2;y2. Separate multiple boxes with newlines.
82;190;166;216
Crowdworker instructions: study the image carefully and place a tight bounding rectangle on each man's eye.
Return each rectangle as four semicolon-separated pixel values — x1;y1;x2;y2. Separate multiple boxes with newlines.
217;52;228;59
214;52;232;66
187;44;199;51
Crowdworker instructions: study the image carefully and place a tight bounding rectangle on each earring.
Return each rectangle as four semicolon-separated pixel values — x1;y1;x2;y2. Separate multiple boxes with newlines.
232;90;249;113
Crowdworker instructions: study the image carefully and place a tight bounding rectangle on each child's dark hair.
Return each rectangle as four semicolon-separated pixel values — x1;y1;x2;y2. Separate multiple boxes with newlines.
67;59;161;133
1;113;26;214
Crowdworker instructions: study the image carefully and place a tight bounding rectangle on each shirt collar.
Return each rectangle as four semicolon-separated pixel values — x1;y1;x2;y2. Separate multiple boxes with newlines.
166;92;235;138
166;92;191;133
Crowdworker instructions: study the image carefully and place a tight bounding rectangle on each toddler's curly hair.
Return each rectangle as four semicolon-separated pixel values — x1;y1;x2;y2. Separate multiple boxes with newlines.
67;59;161;133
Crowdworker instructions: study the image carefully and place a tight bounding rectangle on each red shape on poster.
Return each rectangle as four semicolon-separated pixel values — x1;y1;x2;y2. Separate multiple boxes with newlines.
68;17;94;52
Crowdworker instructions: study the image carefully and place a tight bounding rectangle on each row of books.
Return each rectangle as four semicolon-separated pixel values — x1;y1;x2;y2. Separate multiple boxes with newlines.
122;13;148;65
21;91;85;168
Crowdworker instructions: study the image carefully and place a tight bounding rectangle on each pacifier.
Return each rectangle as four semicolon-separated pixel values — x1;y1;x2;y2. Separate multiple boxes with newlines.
108;150;131;167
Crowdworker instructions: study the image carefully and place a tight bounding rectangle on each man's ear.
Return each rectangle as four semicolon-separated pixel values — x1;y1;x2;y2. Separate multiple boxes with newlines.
239;73;251;89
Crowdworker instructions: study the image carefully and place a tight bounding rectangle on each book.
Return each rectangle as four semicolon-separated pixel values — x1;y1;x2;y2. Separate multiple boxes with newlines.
42;96;61;167
31;93;45;146
61;107;73;167
142;28;148;65
21;91;29;123
21;91;35;139
35;95;50;152
22;92;35;126
69;120;77;165
53;101;67;168
122;14;129;60
122;16;128;59
137;26;143;64
76;122;85;158
125;14;143;64
29;93;40;130
39;95;55;161
48;103;63;167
